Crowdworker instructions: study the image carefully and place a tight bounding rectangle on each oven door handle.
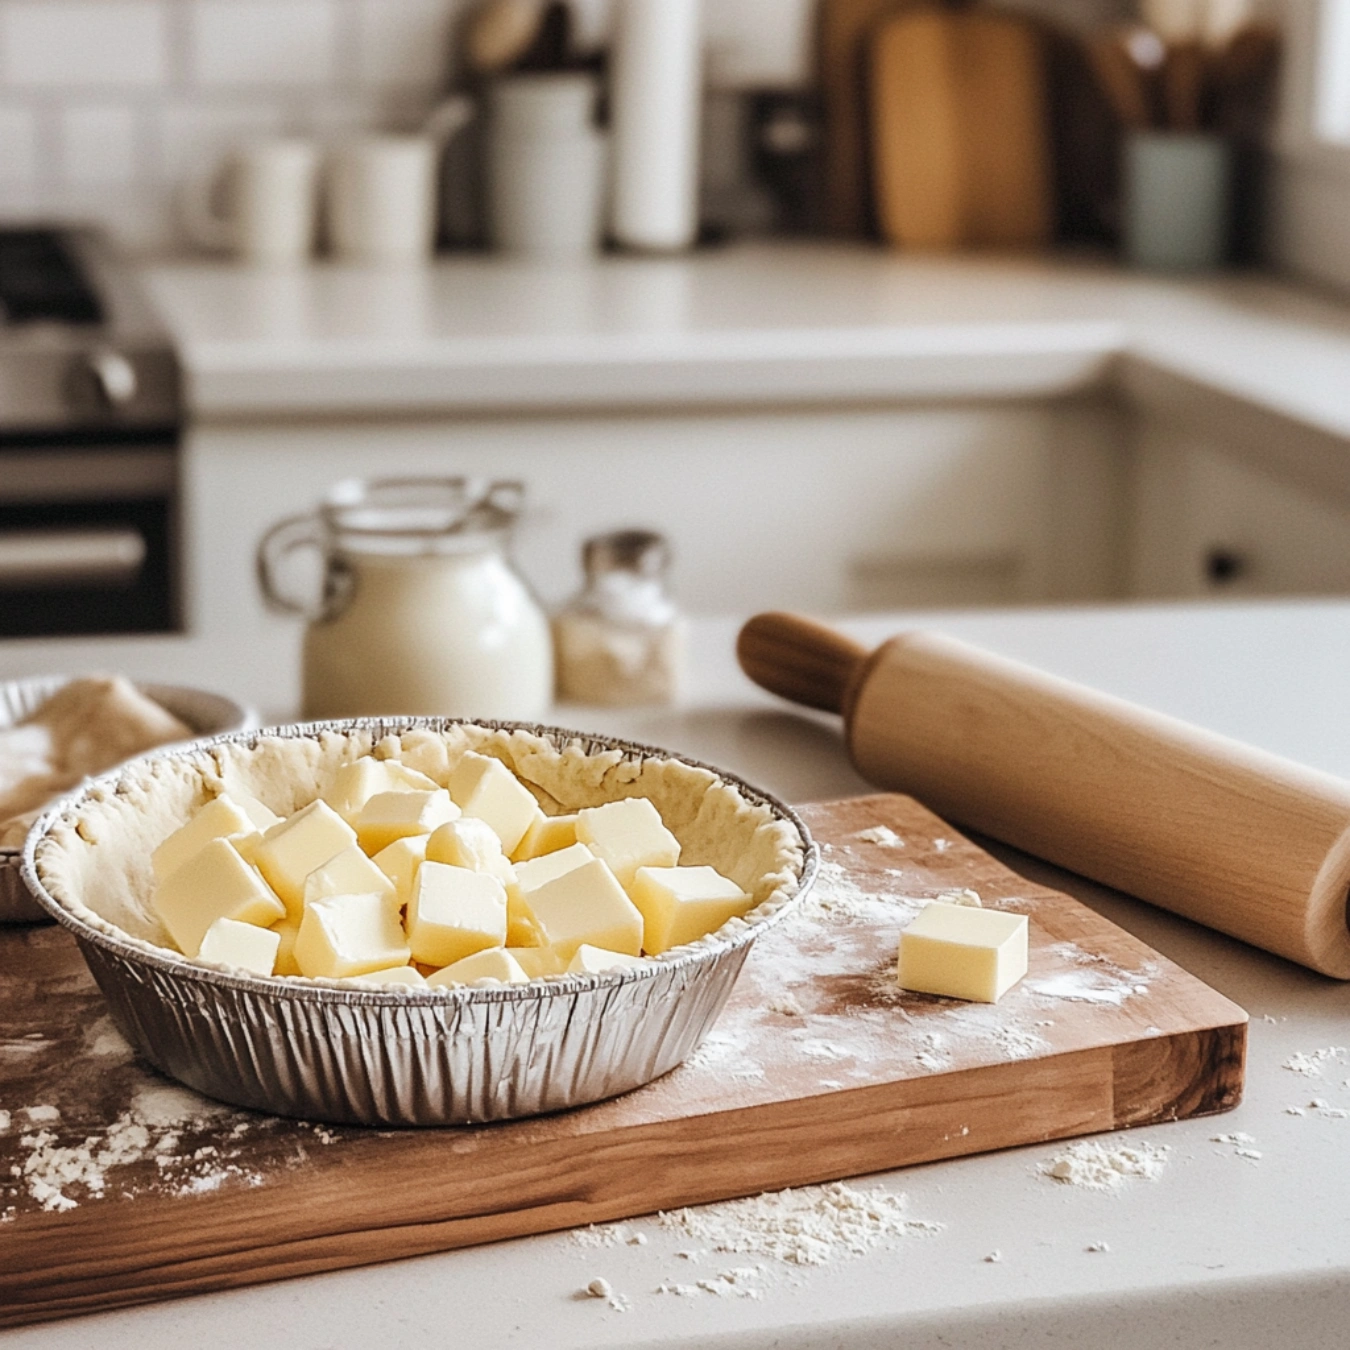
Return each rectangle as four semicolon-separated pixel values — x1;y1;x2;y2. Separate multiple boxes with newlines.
0;529;147;588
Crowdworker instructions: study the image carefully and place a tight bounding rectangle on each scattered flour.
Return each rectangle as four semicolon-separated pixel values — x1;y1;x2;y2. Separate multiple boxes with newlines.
657;1266;768;1300
933;839;952;853
1211;1132;1262;1160
4;1089;267;1214
1042;1138;1169;1191
767;993;805;1018
934;888;982;907
659;1181;941;1268
1283;1048;1347;1078
681;1032;765;1082
0;1111;10;1134
855;826;904;848
1307;1099;1349;1119
1085;1241;1111;1253
984;1250;1002;1263
573;1223;643;1250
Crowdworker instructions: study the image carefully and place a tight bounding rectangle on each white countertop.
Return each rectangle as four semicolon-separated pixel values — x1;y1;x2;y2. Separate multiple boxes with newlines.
144;243;1350;440
11;599;1350;1349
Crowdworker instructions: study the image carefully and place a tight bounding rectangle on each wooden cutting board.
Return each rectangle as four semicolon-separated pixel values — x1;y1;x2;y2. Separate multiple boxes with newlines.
818;0;922;236
870;6;1055;249
0;794;1245;1329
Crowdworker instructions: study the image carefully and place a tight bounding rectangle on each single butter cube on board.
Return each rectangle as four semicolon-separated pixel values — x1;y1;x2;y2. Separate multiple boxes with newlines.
447;752;539;855
303;845;396;909
897;901;1029;1003
197;916;281;976
154;838;286;956
629;864;753;955
372;833;429;907
512;811;578;862
521;857;643;961
575;797;680;890
351;964;428;989
427;946;529;988
356;789;459;855
253;800;357;914
567;944;646;975
294;892;412;979
324;757;440;825
407;862;508;967
152;794;258;882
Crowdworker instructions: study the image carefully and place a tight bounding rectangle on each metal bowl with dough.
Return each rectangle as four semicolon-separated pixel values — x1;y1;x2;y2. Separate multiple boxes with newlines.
0;678;250;924
21;718;817;1127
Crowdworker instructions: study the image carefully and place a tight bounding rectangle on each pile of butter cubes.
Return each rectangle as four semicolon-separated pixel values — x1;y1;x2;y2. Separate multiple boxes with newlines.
151;751;755;989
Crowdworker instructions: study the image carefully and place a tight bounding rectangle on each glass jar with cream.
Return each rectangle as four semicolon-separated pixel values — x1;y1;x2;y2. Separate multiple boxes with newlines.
257;477;552;720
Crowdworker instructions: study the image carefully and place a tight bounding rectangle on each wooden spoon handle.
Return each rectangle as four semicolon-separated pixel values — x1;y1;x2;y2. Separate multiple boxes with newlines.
736;612;869;715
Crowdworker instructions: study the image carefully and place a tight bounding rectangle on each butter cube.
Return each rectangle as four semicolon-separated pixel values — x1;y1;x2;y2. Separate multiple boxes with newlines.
324;757;440;825
507;842;593;947
230;831;264;865
407;862;507;967
513;841;593;891
507;946;565;979
897;902;1029;1003
294;892;412;979
567;944;646;976
448;752;539;855
356;789;459;855
197;916;280;976
352;964;428;989
253;800;357;913
575;798;680;890
426;816;509;873
629;865;753;955
372;833;429;908
154;838;286;956
520;857;643;961
426;947;529;988
152;794;259;882
303;844;396;910
272;917;302;976
235;792;282;833
512;811;578;862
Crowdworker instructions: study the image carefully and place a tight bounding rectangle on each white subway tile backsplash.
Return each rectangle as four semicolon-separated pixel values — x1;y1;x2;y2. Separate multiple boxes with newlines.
189;0;337;87
154;98;286;179
354;0;458;89
1;2;168;88
0;102;38;184
59;104;142;186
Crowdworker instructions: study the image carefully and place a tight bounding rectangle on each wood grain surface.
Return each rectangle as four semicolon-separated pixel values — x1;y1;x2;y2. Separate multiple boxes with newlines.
0;794;1245;1329
869;7;1054;249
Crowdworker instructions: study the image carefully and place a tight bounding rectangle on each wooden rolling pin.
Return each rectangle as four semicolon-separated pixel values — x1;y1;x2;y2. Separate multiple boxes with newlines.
738;612;1350;978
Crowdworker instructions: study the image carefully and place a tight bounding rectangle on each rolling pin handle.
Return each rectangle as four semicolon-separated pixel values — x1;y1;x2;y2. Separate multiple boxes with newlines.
736;612;870;716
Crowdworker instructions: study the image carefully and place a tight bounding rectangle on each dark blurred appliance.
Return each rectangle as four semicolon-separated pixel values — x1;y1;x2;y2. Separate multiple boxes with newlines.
0;227;182;637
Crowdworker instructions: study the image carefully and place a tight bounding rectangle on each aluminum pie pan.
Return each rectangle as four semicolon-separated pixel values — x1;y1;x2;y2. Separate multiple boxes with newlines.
0;677;252;925
21;717;819;1127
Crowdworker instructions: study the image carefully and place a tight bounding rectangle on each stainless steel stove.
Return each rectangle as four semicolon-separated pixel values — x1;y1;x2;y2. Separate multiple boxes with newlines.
0;226;182;637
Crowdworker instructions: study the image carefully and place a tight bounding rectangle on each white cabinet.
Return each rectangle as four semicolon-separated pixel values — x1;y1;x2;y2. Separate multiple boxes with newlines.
185;400;1124;714
1128;424;1350;599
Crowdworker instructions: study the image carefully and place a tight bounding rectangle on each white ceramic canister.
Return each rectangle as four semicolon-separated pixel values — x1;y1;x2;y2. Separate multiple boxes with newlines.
485;72;607;259
257;478;553;720
182;137;321;265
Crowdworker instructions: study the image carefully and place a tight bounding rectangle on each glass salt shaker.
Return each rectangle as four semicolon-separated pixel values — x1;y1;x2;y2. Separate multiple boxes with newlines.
553;531;684;706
